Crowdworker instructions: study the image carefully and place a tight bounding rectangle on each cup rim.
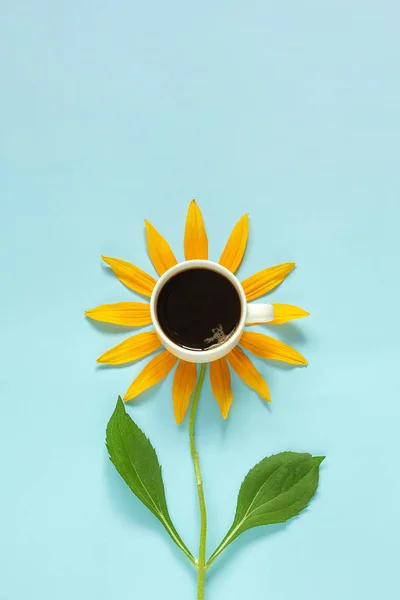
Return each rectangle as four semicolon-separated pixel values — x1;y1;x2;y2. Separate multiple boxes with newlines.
150;259;247;362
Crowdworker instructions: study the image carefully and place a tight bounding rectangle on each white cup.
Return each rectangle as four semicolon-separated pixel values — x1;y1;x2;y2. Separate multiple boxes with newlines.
150;260;274;363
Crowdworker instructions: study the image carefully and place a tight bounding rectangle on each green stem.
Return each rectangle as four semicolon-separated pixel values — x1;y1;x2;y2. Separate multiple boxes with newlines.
189;363;208;600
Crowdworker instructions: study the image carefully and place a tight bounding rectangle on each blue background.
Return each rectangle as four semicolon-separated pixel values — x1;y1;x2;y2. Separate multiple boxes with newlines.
1;1;399;599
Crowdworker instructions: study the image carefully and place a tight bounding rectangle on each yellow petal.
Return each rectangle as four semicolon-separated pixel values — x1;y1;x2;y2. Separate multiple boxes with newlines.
97;331;162;365
85;302;152;326
209;358;233;419
241;331;307;366
219;214;249;273
102;255;156;297
241;263;296;301
184;199;208;260
227;346;270;401
124;350;178;401
268;304;310;325
172;360;197;424
144;220;178;276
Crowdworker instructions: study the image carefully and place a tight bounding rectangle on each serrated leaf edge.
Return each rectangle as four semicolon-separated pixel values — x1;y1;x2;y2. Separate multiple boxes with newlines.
106;398;196;566
207;453;323;566
240;455;313;520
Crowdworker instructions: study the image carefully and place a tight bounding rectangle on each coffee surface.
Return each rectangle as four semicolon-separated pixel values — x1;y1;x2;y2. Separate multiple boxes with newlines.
156;268;241;350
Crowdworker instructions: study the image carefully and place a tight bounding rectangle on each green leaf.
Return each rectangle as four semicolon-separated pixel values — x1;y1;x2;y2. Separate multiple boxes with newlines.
207;451;324;566
106;397;195;565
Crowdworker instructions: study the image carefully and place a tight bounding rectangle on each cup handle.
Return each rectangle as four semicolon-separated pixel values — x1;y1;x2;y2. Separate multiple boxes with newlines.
246;303;274;325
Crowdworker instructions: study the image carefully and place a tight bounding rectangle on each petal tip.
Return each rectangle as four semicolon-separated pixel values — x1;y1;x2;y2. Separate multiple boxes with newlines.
144;219;152;235
96;352;111;364
262;384;271;403
96;350;110;363
123;389;133;402
263;390;272;402
220;404;231;419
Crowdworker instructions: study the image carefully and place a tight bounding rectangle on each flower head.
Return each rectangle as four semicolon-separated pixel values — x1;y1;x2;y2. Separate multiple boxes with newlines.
86;200;309;423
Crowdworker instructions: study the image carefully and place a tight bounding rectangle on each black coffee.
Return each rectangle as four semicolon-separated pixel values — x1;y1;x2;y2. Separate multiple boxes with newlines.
156;268;241;351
